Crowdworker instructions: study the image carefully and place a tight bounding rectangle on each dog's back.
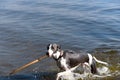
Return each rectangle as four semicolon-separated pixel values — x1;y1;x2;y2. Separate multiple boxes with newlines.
62;50;89;68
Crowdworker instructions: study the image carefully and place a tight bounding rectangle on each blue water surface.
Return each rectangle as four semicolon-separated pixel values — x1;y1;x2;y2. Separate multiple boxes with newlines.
0;0;120;80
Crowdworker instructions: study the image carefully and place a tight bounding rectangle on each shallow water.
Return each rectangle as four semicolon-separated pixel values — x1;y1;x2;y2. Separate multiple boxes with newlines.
0;0;120;80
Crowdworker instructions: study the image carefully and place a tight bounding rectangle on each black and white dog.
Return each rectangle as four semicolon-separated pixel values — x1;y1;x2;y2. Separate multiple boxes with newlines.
46;43;108;80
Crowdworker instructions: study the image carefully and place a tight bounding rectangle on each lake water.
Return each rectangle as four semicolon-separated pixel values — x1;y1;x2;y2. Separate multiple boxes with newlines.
0;0;120;80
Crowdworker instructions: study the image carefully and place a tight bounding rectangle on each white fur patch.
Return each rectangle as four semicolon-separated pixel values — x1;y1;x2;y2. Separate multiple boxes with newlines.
48;44;53;57
60;57;69;70
87;53;93;65
53;51;61;59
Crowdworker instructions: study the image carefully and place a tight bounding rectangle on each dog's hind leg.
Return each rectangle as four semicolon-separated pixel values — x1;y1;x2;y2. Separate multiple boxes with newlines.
91;60;98;74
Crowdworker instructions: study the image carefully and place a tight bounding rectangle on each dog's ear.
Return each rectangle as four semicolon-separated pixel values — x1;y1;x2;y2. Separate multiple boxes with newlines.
47;44;51;50
53;43;61;50
57;44;61;49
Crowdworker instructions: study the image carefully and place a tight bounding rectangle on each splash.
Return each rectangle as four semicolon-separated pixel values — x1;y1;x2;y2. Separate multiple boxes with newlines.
30;62;120;80
58;65;120;80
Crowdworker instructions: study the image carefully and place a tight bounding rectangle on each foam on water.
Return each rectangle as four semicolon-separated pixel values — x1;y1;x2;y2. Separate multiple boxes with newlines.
59;65;119;80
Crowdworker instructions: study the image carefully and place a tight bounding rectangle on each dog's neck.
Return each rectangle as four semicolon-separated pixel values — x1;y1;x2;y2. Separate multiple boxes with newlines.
53;49;64;61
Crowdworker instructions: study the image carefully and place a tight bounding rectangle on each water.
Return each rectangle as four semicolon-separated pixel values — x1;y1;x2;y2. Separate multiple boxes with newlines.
0;0;120;80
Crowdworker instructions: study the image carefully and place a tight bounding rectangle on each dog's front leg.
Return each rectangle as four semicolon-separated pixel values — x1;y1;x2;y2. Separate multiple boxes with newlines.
56;64;81;80
56;73;60;80
56;71;65;80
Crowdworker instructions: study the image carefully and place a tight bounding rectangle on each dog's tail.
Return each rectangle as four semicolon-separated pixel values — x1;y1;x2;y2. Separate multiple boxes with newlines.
93;56;108;66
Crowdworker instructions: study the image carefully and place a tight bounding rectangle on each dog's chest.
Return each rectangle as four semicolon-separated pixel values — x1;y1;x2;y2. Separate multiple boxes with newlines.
57;57;69;70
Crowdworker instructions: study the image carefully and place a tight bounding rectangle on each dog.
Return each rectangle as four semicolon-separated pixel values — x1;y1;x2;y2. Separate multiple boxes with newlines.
46;43;108;80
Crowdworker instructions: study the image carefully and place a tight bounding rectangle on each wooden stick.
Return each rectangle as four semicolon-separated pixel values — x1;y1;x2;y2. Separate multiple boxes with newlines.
9;55;48;75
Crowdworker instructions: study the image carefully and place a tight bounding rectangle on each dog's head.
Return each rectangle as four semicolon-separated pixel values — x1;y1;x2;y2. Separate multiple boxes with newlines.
46;43;61;59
